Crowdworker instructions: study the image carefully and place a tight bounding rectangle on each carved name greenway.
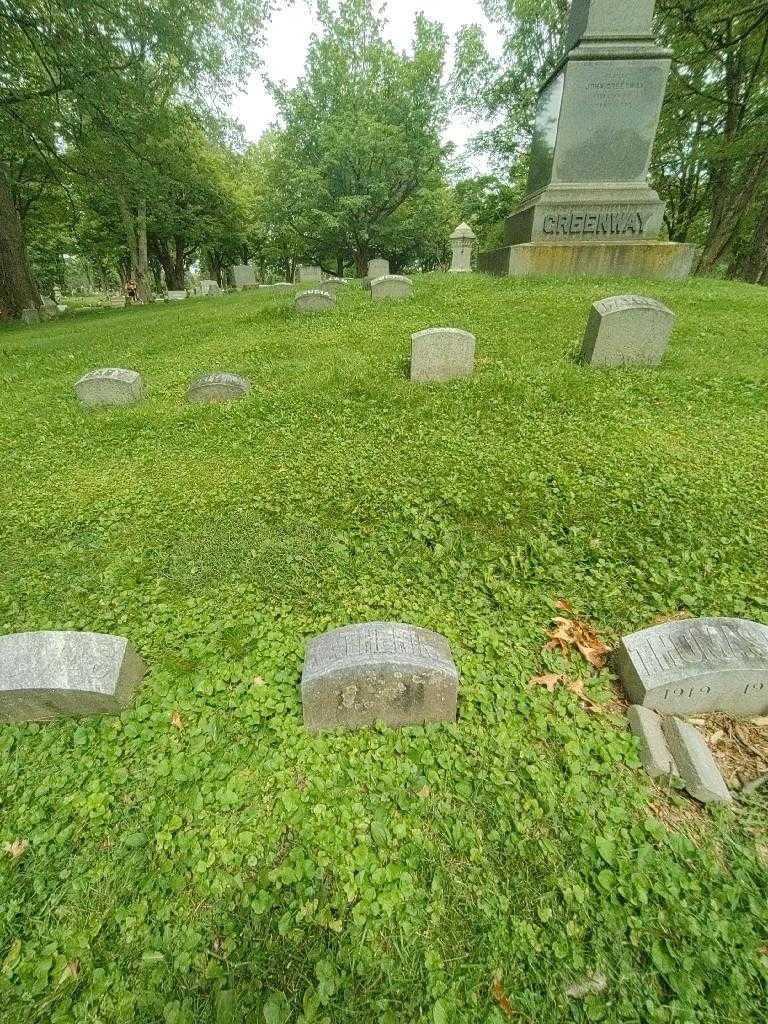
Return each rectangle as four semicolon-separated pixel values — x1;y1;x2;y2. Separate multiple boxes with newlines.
542;210;649;237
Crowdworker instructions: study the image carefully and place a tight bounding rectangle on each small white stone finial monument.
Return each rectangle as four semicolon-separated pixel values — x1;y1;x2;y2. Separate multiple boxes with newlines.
449;223;476;273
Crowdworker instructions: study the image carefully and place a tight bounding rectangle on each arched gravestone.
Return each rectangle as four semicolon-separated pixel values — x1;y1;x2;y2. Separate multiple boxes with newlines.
370;275;413;301
579;294;674;367
410;328;476;383
365;258;390;289
167;290;187;301
301;622;459;732
187;373;250;404
0;631;146;723
295;289;334;313
614;617;768;717
75;368;144;408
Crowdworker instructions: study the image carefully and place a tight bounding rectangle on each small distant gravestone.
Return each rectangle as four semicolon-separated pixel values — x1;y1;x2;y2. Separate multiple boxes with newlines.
367;258;389;283
187;372;250;404
579;295;675;367
297;265;322;284
75;368;144;408
322;277;349;294
295;289;334;313
167;290;187;301
232;264;256;290
449;223;477;273
21;307;40;325
614;617;768;717
370;275;413;301
109;295;126;308
199;279;221;296
40;296;60;320
301;621;459;732
410;328;476;383
0;630;146;723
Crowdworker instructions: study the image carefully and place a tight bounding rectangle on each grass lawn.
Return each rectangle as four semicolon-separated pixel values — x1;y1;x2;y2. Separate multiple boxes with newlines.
0;273;766;1023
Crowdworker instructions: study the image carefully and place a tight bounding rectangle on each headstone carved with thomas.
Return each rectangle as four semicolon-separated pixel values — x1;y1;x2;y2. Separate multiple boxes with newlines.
614;617;768;717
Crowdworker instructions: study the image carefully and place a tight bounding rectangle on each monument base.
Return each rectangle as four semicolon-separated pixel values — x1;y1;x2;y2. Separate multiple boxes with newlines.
478;241;696;280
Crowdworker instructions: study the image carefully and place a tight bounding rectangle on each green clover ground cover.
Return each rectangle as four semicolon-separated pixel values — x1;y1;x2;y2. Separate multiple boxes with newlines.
0;275;766;1023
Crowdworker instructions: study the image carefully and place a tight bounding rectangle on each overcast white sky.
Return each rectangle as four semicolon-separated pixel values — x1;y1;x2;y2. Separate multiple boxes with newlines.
229;0;501;171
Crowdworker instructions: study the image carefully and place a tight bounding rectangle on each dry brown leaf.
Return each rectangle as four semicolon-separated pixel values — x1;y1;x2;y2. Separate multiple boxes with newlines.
253;675;265;687
66;960;79;978
170;711;184;731
555;598;574;612
545;616;610;670
4;839;28;860
491;973;517;1018
530;674;563;692
530;674;604;713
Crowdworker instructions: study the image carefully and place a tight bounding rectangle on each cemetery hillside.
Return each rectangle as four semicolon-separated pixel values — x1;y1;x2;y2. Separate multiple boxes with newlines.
1;0;767;1021
2;274;767;1022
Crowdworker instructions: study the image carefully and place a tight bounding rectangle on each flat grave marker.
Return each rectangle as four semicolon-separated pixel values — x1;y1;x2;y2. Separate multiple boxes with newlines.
370;275;413;301
302;621;459;732
187;372;250;404
295;289;334;313
75;368;144;408
614;617;768;717
0;630;146;723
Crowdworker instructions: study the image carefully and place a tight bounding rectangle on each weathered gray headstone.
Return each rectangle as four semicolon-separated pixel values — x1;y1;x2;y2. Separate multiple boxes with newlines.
297;265;322;284
187;372;250;404
449;223;477;273
109;295;126;308
579;294;674;367
627;705;678;779
662;717;732;804
410;328;476;383
321;277;349;294
232;264;256;290
295;289;334;313
301;621;459;732
367;258;389;281
75;368;144;408
0;630;146;723
614;618;768;717
199;279;221;296
370;275;413;301
167;290;187;301
21;307;40;325
40;296;60;320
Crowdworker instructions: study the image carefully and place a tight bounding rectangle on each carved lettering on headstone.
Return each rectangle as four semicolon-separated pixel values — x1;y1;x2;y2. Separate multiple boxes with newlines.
301;622;459;732
614;618;768;716
579;294;674;367
0;631;146;722
75;368;144;407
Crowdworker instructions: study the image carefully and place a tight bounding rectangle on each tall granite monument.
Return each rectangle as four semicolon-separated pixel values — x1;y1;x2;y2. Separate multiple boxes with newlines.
479;0;696;280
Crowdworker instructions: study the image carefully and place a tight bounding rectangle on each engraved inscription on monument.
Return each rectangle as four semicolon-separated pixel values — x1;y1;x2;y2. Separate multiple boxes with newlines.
301;622;459;732
614;618;768;717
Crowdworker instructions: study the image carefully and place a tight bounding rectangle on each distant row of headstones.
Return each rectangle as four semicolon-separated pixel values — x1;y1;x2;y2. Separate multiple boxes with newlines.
1;616;766;805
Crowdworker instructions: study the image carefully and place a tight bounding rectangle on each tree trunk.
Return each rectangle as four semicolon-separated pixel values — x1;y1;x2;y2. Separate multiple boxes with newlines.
697;150;768;275
0;167;41;318
737;198;768;283
173;235;185;290
117;191;152;301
